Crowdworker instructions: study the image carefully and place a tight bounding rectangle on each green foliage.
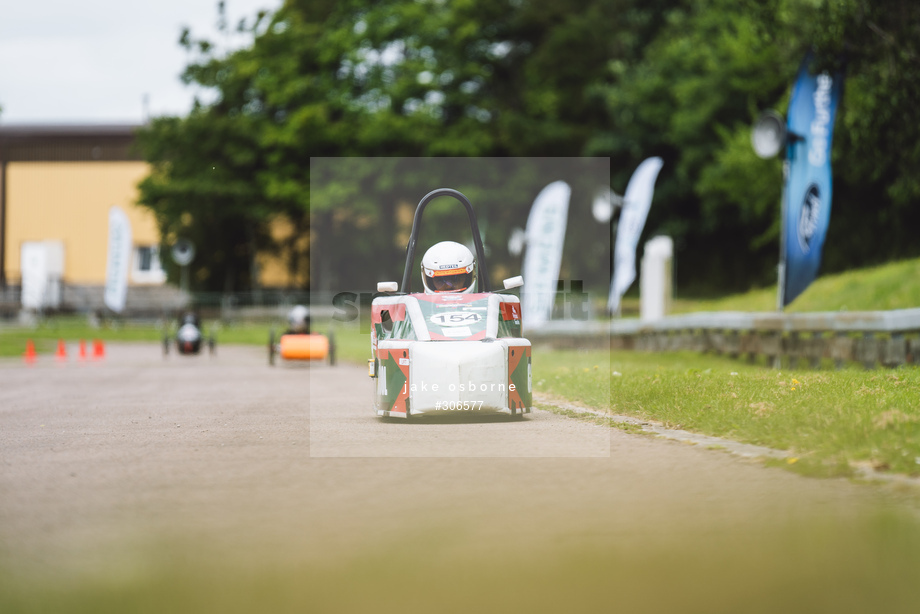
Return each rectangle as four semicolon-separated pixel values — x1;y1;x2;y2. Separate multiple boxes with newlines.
137;2;342;291
309;158;610;294
593;0;814;293
137;112;269;292
137;0;624;292
810;0;920;272
137;0;920;296
598;0;920;294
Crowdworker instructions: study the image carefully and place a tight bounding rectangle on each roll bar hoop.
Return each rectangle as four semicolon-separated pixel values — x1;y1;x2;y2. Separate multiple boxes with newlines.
399;188;491;293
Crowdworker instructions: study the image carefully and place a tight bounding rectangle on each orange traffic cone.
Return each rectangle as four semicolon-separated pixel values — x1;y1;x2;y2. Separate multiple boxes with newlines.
92;339;105;360
78;339;88;361
24;340;37;365
56;339;67;362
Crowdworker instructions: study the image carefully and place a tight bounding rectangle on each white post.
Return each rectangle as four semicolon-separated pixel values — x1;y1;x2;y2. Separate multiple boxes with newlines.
640;236;673;322
20;242;48;311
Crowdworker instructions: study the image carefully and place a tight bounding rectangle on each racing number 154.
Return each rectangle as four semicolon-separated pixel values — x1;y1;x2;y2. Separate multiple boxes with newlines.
430;313;481;325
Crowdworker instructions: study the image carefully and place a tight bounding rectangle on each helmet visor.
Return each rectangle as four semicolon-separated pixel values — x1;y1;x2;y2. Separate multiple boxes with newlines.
427;271;474;292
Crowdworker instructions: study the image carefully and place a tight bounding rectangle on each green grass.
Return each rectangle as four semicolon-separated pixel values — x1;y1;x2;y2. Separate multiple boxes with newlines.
0;317;287;358
671;256;920;313
0;317;161;357
326;321;371;364
535;348;920;478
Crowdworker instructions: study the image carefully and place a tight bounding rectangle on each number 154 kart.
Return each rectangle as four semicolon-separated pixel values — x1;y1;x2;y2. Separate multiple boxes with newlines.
368;188;532;420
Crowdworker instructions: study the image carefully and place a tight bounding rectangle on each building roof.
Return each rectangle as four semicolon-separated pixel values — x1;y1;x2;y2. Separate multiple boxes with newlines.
0;123;146;162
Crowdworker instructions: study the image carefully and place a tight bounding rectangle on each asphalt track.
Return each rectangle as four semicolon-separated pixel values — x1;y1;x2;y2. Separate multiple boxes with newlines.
1;343;918;612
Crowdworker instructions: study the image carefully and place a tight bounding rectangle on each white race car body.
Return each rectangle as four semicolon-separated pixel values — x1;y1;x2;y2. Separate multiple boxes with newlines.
371;292;532;418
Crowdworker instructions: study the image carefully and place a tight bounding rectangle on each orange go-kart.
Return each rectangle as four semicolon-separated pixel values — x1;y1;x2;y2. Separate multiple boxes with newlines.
268;329;336;366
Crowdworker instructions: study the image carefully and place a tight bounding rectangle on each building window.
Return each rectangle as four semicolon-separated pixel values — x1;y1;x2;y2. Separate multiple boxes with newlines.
138;246;155;271
131;245;166;284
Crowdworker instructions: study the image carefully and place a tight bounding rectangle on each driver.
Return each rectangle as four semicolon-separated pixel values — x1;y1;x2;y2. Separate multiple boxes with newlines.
420;241;477;294
285;305;311;334
180;312;200;328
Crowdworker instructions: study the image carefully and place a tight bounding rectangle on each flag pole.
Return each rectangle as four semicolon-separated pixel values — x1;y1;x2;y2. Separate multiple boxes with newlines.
777;158;789;312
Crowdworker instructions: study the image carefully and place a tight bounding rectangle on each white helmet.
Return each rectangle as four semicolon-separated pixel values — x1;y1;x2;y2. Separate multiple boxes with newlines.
288;305;309;332
421;241;477;294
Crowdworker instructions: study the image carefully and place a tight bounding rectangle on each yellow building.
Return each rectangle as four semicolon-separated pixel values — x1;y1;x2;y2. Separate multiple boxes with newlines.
0;125;163;292
0;124;299;312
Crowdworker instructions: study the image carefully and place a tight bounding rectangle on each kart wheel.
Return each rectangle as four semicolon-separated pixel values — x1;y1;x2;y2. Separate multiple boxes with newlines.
268;330;276;366
327;331;336;366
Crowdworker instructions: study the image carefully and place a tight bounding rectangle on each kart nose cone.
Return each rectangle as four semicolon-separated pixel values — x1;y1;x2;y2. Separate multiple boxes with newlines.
410;341;506;412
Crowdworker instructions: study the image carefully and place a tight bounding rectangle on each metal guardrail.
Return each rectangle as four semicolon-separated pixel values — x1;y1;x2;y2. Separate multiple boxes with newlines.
200;291;337;321
527;309;920;369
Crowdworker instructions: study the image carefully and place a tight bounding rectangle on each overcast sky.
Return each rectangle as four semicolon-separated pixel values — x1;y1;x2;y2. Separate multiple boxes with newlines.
0;0;281;125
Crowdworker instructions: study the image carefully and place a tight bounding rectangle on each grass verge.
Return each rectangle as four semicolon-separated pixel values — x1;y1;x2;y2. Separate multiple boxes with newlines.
535;348;920;479
671;256;920;313
0;317;284;358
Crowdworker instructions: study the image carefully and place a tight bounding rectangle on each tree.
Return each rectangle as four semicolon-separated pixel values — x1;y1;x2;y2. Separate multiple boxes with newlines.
592;0;818;294
595;0;920;295
809;0;920;271
137;112;269;293
139;0;920;298
137;2;330;292
139;0;628;293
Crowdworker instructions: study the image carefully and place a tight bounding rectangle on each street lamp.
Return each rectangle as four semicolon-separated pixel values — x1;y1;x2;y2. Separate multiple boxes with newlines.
751;110;804;311
171;239;196;294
